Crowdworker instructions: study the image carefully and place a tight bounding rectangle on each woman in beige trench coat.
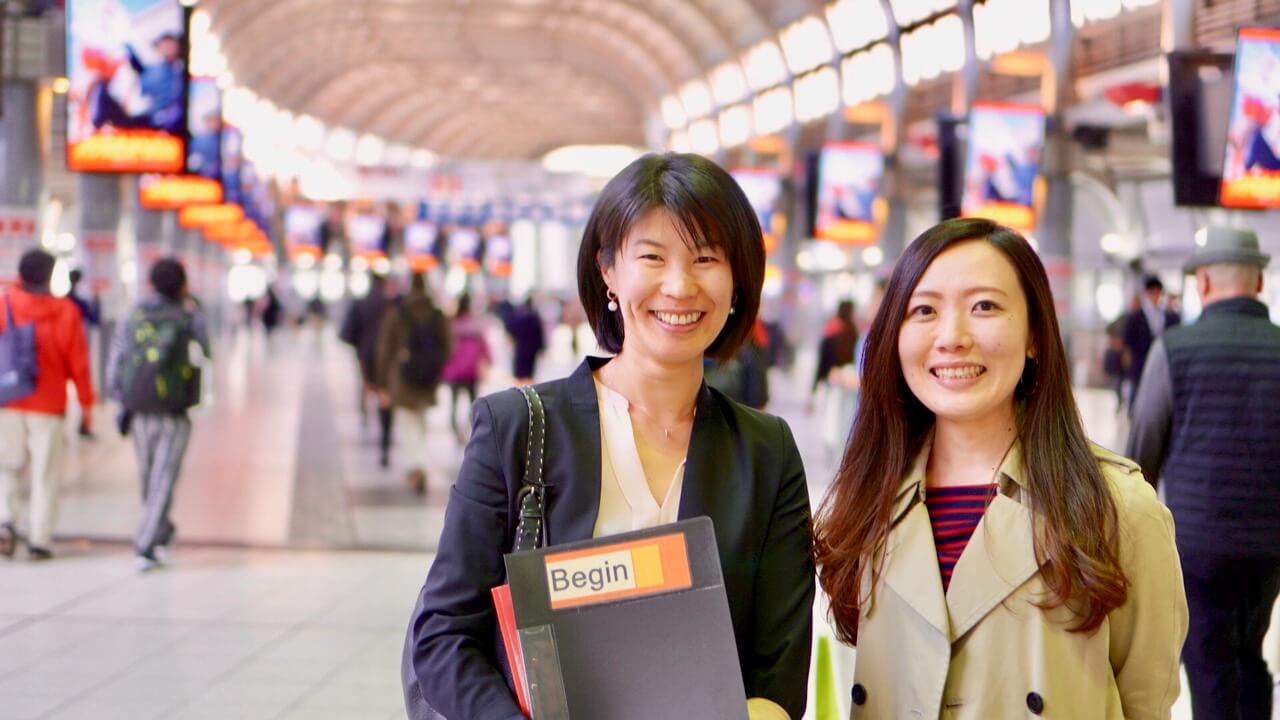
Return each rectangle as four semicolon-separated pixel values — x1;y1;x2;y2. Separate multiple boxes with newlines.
815;218;1188;719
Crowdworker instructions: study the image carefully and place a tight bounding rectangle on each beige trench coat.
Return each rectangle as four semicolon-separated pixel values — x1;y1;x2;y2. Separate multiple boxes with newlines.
849;440;1188;719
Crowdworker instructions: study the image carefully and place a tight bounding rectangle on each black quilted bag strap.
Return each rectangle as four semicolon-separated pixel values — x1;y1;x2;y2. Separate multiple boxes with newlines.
512;385;547;553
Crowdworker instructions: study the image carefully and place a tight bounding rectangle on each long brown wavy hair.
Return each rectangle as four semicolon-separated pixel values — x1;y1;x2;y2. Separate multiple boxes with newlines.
813;218;1127;643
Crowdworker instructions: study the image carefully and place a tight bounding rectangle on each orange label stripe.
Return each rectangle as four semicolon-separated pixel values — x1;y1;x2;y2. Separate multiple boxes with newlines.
544;533;692;610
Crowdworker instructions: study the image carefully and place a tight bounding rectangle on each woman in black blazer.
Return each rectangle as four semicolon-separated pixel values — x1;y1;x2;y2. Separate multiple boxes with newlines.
402;153;814;720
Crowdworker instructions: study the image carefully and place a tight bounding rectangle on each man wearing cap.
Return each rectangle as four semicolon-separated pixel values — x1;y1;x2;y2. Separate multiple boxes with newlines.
1127;225;1280;720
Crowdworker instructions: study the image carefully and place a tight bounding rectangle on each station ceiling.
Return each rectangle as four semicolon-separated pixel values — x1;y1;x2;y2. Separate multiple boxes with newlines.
203;0;818;160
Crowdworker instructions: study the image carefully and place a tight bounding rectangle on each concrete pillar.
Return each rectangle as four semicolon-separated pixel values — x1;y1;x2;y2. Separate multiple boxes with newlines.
878;0;910;263
1040;0;1077;345
0;81;43;207
0;80;43;281
1161;0;1195;52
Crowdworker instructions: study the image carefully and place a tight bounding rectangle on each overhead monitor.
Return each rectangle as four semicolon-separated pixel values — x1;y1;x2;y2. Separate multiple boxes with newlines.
221;125;243;206
814;141;883;245
448;227;483;273
66;0;188;172
285;206;323;258
187;76;222;180
961;101;1044;230
1167;50;1234;207
486;234;512;277
405;220;441;271
730;168;783;254
348;214;387;259
1220;28;1280;209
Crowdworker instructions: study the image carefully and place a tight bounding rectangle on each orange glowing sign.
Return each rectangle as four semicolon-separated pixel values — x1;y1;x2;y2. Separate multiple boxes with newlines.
68;131;185;173
139;175;224;209
179;204;243;230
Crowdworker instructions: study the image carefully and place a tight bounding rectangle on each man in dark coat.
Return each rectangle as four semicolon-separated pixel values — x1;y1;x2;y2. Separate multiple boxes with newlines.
1122;275;1179;411
340;273;395;466
1127;226;1280;720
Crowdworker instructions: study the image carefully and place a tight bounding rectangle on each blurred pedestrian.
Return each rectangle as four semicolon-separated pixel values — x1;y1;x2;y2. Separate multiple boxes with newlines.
0;249;95;561
505;297;545;385
374;273;450;494
340;274;395;466
440;293;490;444
1127;226;1280;720
1122;275;1179;411
106;257;210;571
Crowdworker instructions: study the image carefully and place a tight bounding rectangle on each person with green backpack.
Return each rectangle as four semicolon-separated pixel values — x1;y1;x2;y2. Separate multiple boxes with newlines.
106;257;210;571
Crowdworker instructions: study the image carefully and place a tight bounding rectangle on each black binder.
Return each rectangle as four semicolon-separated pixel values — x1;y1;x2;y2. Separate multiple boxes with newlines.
503;516;748;720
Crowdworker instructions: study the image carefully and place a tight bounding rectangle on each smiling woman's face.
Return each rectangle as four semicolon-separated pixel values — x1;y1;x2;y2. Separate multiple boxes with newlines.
601;208;734;367
897;239;1032;429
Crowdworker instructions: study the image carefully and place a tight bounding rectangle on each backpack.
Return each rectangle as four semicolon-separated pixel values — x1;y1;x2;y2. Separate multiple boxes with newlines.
120;304;200;413
399;305;448;389
0;292;38;405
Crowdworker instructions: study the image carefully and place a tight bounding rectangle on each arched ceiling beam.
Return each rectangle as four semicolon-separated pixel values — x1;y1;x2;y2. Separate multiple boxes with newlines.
225;14;669;119
214;0;691;100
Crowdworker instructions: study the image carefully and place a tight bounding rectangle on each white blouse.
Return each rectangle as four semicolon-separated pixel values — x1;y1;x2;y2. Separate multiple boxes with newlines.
592;377;686;538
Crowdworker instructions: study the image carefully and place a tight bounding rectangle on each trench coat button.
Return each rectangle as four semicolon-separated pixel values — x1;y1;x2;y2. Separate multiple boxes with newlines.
851;683;867;706
1026;691;1045;715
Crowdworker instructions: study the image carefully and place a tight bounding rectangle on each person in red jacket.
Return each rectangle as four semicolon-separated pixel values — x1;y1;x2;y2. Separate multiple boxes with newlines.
0;249;95;560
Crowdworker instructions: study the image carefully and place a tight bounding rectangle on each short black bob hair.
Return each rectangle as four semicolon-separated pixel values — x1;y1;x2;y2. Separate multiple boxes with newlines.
576;153;765;362
149;257;187;301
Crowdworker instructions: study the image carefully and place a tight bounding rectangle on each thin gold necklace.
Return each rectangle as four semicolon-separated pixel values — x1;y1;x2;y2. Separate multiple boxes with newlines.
627;399;697;440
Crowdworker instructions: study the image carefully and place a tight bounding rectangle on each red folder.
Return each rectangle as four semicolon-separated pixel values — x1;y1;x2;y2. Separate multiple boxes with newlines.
492;584;532;717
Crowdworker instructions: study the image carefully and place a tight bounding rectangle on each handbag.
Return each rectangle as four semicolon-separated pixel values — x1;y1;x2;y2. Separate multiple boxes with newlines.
403;385;547;720
0;291;38;405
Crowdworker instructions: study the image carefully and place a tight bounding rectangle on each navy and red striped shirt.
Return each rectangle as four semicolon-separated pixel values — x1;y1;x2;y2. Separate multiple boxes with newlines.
924;484;997;591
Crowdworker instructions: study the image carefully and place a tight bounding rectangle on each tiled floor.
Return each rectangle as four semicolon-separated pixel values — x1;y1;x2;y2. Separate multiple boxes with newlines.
1;321;1274;718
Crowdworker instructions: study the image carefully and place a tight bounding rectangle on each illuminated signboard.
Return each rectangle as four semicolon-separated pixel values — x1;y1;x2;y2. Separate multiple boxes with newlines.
1221;27;1280;209
961;101;1044;230
66;0;188;172
179;203;243;229
731;168;783;254
139;173;223;209
815;141;883;245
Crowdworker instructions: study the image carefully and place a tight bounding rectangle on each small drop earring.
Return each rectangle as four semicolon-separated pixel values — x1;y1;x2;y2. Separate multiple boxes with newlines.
606;290;618;312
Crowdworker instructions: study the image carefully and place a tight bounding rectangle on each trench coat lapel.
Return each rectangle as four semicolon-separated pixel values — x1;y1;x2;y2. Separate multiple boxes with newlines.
943;443;1043;641
881;444;951;638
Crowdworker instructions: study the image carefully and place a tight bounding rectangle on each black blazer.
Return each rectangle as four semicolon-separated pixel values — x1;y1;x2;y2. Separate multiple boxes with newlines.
403;357;814;720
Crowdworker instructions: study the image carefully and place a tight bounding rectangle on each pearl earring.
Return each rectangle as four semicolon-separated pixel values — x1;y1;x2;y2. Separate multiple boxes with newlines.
606;290;618;312
728;305;735;315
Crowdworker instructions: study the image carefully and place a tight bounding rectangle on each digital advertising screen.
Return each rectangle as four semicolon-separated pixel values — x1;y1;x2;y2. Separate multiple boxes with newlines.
285;206;323;258
221;125;243;206
961;101;1045;230
66;0;188;173
448;227;483;273
486;234;512;277
347;214;387;259
731;168;783;254
404;220;441;271
1221;27;1280;209
187;76;221;180
814;142;883;245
